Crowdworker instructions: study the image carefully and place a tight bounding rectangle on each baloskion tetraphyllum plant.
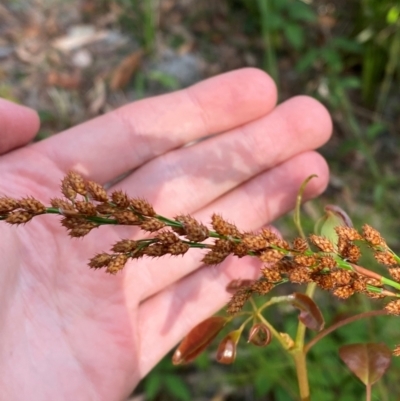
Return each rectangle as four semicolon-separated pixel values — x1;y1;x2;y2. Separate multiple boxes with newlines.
2;172;400;400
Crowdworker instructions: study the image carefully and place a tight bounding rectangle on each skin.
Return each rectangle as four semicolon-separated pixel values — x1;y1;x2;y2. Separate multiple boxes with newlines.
0;68;332;400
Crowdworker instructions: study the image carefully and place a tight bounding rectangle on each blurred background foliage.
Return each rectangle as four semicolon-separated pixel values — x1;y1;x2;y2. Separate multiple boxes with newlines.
1;0;400;399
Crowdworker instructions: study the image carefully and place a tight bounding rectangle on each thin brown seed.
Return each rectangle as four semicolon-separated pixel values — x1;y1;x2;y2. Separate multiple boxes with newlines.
86;181;108;202
5;211;33;224
0;197;20;213
131;198;155;216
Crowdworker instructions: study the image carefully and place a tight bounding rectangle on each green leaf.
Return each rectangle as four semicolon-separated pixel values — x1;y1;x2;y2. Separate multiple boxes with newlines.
284;24;305;50
287;1;316;22
296;49;319;72
144;373;163;400
164;375;192;401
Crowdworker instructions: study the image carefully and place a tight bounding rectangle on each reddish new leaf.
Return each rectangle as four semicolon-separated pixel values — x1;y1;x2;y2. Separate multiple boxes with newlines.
248;323;272;347
339;343;391;386
216;329;241;364
172;316;228;365
288;292;325;331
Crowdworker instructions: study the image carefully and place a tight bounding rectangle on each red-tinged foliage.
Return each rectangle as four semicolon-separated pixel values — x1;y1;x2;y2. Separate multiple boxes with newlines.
288;292;325;331
172;316;228;365
339;343;391;386
216;329;241;364
248;323;272;347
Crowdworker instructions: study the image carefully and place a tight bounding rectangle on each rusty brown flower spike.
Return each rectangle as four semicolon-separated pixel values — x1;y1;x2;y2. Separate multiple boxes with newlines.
3;170;400;360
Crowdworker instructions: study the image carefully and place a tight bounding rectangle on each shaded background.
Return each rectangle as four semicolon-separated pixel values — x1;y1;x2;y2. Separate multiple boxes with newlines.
1;0;400;399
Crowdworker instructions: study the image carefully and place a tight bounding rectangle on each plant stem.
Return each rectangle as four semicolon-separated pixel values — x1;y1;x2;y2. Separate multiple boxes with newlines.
292;350;310;401
304;310;387;354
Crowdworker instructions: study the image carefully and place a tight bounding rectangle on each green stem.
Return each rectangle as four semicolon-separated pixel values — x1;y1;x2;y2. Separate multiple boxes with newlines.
292;350;310;401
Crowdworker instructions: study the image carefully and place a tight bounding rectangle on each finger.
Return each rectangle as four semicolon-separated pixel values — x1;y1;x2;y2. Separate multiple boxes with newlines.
128;151;329;302
114;95;332;215
33;68;277;183
0;99;40;155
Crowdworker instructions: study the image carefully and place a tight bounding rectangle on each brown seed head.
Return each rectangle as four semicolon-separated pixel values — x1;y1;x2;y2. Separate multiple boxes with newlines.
66;171;87;196
294;254;317;268
168;242;190;255
96;203;116;215
313;273;335;290
261;268;282;282
233;242;249;257
344;244;361;263
202;248;230;265
362;224;387;248
114;210;141;225
288;267;312;284
226;287;252;315
131;198;155;216
389;267;400;282
106;254;128;275
0;197;20;213
19;197;46;214
259;249;285;264
140;218;166;232
335;226;363;241
292;237;308;252
332;285;355;299
384;299;400;316
374;251;398;266
211;214;241;237
352;278;367;293
175;215;209;242
50;198;75;212
111;239;137;253
61;217;88;229
5;211;33;224
86;181;108;202
250;279;274;295
89;253;113;268
214;239;234;253
330;269;353;286
242;233;268;251
309;235;335;253
111;190;130;208
143;243;168;257
74;201;97;216
157;231;180;245
318;255;337;269
61;175;76;200
68;226;95;237
393;345;400;357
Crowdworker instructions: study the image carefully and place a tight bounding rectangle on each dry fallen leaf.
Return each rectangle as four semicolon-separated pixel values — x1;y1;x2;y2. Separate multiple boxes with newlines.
109;50;143;91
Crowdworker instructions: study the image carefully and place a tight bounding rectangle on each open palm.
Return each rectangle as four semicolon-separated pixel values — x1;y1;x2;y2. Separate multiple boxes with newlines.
0;69;331;401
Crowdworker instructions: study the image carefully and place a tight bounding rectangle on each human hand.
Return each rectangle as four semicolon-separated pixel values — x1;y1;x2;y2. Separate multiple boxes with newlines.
0;68;331;400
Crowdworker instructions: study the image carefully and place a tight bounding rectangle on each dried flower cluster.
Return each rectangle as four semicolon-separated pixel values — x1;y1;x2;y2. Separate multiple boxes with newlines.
2;171;400;347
